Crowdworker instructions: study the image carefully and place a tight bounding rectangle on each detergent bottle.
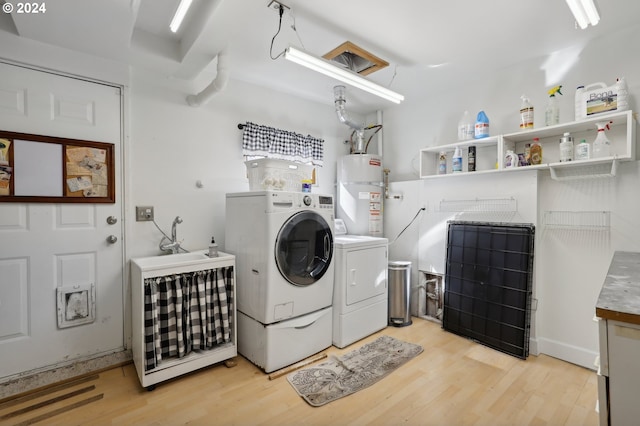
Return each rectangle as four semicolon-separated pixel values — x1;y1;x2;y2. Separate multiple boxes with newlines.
505;150;519;168
475;111;490;138
593;121;612;158
545;85;562;126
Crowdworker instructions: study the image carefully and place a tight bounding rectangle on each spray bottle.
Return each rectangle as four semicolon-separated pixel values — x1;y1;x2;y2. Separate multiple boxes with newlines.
520;95;534;129
545;85;563;126
593;121;613;158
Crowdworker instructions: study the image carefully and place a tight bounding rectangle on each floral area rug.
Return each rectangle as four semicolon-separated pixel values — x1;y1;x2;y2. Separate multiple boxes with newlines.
286;335;423;407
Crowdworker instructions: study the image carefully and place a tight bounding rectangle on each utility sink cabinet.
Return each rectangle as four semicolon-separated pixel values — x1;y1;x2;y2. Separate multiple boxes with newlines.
130;250;237;390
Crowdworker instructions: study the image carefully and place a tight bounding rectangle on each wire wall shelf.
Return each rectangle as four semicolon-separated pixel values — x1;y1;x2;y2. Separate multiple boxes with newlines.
549;160;619;181
438;197;517;213
543;210;611;230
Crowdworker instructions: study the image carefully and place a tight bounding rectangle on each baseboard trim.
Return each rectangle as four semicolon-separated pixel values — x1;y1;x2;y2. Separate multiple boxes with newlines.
537;337;598;370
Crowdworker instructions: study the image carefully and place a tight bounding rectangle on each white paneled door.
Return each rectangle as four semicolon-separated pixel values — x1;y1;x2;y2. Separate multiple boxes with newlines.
0;61;124;379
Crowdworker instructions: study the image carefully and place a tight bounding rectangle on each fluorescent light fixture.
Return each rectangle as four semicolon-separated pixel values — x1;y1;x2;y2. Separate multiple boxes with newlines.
565;0;600;29
284;46;404;104
170;0;193;33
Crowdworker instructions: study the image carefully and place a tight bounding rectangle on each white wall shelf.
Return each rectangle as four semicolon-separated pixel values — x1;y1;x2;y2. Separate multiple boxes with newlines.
420;136;500;153
419;136;499;176
419;110;637;180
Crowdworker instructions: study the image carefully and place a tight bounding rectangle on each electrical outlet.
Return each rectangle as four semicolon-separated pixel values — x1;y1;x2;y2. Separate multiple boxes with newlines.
267;0;289;12
136;206;154;222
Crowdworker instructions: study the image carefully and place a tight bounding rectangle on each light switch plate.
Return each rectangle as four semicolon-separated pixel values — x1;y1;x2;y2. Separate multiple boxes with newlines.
136;206;154;222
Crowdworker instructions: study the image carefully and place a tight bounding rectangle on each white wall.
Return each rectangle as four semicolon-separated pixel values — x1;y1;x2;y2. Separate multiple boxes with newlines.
4;13;639;381
382;23;640;368
128;70;349;260
0;29;355;384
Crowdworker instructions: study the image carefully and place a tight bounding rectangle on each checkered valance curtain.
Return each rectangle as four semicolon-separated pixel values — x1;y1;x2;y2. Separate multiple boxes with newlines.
143;267;234;371
242;121;324;166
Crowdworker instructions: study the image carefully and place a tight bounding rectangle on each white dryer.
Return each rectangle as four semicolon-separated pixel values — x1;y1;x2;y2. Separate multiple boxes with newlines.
225;191;335;373
333;220;389;348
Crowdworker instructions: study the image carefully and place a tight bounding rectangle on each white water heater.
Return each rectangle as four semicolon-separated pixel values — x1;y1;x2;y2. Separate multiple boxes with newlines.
337;154;384;237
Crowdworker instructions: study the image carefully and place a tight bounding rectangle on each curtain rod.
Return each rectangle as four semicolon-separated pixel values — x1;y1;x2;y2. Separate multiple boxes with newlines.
237;123;245;129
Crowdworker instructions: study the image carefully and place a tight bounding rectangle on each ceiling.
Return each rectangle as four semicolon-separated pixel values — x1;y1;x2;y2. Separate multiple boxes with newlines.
2;0;639;113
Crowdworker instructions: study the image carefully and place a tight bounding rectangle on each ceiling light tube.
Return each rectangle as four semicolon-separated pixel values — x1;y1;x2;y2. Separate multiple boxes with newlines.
170;0;193;33
565;0;600;29
284;46;404;104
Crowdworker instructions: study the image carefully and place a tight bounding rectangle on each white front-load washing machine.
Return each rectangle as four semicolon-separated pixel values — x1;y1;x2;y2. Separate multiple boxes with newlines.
225;191;335;373
333;220;388;348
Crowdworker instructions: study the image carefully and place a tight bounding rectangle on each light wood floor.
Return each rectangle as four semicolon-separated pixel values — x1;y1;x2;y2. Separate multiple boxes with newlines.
0;318;598;426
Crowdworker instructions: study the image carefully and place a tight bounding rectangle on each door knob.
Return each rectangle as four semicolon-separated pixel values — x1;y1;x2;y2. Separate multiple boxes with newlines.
106;235;118;244
106;216;118;225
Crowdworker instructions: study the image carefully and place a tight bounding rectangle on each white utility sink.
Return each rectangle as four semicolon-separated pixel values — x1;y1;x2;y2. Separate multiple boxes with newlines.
131;249;233;271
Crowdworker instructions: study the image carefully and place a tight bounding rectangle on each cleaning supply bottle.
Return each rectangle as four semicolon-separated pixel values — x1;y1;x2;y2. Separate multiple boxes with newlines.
559;132;574;162
438;151;447;175
475;111;490;139
520;95;534;129
208;237;219;257
468;146;476;171
593;121;612;158
458;110;475;141
575;138;590;161
529;138;542;165
575;85;585;121
545;85;562;126
452;146;463;172
616;77;629;112
505;150;518;168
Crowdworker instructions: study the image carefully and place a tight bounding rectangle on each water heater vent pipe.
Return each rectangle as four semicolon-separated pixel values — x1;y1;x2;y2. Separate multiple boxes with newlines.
334;85;366;153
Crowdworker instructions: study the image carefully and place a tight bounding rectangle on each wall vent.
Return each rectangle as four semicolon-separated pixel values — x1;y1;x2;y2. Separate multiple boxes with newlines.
323;41;388;76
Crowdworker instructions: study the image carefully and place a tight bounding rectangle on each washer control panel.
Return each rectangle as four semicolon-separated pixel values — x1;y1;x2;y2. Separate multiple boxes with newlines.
267;191;334;211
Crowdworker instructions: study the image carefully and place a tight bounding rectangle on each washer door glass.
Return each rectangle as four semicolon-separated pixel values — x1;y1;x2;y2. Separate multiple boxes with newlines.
275;211;333;286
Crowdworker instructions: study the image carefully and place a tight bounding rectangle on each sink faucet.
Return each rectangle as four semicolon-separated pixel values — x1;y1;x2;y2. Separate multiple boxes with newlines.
159;216;183;254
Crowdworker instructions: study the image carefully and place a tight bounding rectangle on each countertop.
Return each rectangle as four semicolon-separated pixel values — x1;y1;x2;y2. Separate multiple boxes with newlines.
596;251;640;325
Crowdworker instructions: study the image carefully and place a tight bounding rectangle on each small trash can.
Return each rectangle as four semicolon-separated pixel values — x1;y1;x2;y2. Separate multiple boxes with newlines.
388;261;412;327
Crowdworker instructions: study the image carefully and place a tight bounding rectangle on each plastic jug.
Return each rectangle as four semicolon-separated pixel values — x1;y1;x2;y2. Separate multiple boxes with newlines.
505;150;519;168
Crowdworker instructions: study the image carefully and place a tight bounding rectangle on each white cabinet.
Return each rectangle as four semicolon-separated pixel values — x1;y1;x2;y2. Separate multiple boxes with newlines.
130;251;237;390
596;251;640;425
597;319;640;425
419;110;637;180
